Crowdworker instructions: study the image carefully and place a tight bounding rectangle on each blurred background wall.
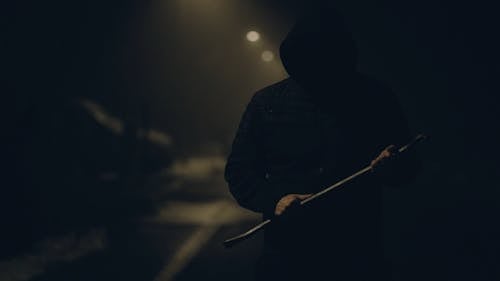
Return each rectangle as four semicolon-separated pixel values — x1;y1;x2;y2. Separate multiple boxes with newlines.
2;0;499;280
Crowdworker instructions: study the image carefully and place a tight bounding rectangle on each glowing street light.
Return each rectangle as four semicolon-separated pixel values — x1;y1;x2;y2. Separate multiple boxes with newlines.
261;50;274;62
246;30;260;42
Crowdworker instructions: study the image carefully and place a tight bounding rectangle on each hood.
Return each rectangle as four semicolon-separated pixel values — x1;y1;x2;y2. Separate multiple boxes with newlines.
279;6;358;87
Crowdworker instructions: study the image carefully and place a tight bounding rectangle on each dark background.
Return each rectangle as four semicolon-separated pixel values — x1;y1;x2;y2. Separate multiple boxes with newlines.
2;0;499;280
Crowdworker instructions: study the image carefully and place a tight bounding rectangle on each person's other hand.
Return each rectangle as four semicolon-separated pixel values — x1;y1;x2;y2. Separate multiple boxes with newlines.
274;194;312;216
370;145;397;169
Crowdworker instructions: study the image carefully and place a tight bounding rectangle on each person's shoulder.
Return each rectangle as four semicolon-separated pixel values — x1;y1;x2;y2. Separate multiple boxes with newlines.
251;78;293;102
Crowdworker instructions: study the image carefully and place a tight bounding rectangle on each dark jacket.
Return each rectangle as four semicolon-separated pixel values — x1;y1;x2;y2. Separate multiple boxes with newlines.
225;6;419;280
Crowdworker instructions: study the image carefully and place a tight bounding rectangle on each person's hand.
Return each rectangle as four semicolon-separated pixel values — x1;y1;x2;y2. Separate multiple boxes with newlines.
370;145;397;169
274;194;312;216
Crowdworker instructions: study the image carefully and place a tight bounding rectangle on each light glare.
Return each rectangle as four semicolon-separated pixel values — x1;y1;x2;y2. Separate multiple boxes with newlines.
246;31;260;42
261;50;274;62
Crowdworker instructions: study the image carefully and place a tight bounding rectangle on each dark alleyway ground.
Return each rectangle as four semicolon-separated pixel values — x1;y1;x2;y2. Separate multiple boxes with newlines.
0;161;262;281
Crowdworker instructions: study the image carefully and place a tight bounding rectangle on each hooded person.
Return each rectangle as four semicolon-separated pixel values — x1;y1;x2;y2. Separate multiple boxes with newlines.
225;4;420;281
279;6;357;88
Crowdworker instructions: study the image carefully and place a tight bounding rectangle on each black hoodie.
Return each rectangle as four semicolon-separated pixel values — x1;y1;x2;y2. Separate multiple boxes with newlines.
279;6;358;88
226;5;419;280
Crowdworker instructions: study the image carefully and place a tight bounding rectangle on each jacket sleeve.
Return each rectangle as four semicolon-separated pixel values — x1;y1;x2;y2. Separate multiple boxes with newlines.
224;95;284;216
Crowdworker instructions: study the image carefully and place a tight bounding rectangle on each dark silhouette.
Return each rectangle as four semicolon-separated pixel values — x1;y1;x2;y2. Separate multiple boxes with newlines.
225;5;420;281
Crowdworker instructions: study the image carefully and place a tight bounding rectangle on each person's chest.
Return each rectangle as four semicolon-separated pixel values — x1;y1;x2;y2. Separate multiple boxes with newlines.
258;94;384;165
